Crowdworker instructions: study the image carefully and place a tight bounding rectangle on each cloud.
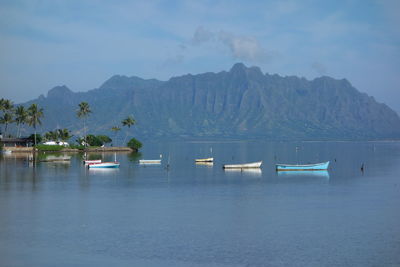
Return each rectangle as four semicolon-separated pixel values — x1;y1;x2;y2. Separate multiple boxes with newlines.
217;31;271;62
192;26;214;44
191;26;272;63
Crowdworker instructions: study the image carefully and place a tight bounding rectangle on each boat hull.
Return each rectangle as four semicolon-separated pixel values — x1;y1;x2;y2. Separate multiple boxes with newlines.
139;160;161;164
276;161;329;171
195;157;213;163
88;162;120;168
84;159;102;165
223;161;262;169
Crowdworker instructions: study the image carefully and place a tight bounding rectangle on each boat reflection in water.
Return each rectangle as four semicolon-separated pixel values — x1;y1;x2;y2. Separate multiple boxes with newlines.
224;168;262;177
195;162;214;167
277;170;330;179
87;168;120;175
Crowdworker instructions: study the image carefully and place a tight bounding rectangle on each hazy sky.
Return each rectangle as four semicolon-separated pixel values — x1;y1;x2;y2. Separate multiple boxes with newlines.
1;0;399;112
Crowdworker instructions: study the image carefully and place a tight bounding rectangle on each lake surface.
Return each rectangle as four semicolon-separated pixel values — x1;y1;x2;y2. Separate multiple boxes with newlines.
1;141;400;267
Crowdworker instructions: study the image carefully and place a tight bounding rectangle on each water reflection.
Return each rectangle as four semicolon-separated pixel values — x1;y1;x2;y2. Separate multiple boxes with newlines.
277;170;330;179
195;162;214;167
1;141;400;267
223;168;262;177
87;168;120;175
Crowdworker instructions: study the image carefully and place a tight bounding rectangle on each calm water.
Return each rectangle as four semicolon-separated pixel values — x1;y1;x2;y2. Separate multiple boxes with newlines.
1;141;400;267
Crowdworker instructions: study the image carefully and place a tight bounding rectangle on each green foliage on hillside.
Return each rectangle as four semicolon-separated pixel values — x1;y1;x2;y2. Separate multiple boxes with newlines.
19;63;400;140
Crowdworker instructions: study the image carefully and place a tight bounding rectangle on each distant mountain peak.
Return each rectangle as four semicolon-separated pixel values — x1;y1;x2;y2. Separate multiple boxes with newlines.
230;62;247;73
21;63;400;140
47;85;72;99
229;63;264;79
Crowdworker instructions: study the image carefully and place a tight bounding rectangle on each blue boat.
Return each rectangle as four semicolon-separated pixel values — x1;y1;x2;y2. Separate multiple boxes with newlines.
88;162;120;169
276;161;329;171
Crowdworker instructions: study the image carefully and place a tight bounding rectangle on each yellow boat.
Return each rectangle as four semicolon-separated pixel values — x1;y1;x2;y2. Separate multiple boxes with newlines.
195;157;214;163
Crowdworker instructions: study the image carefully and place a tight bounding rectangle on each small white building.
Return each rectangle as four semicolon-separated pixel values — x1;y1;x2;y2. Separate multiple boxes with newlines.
43;141;69;146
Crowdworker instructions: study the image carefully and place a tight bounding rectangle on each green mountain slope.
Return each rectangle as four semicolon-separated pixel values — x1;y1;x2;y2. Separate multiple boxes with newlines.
22;63;400;140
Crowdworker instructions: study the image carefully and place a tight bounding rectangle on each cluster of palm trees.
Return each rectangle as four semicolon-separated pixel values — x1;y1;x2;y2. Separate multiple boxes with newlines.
0;98;44;146
1;98;137;148
77;101;136;147
43;129;72;143
110;116;136;146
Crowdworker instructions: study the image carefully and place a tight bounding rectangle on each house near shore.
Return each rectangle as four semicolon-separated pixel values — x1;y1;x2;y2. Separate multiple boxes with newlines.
0;136;34;147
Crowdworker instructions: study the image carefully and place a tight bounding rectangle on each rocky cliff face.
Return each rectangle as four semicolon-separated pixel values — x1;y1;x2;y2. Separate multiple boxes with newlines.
22;63;400;140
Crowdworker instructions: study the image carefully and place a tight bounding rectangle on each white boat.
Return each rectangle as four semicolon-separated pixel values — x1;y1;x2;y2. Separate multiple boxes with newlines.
195;157;213;163
83;159;102;165
88;162;120;168
139;159;161;164
1;149;12;154
223;161;262;169
140;154;162;164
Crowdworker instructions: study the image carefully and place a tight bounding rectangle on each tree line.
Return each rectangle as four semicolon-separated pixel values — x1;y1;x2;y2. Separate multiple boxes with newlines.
0;98;141;149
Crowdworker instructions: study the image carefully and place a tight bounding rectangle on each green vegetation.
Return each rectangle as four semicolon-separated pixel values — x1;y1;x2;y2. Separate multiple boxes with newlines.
43;129;72;142
127;137;142;150
35;144;64;151
27;103;44;147
77;134;112;147
110;126;121;146
15;106;27;137
122;115;136;144
69;144;85;150
97;135;112;145
76;102;91;148
1;96;142;151
28;134;42;144
0;99;14;137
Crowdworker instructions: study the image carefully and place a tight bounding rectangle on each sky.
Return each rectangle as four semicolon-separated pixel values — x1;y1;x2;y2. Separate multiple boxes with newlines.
0;0;399;112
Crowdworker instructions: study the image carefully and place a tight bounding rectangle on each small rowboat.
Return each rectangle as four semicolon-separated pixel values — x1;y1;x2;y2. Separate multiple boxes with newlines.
83;159;102;165
276;161;329;171
223;161;262;169
88;162;120;168
139;159;161;164
195;157;213;163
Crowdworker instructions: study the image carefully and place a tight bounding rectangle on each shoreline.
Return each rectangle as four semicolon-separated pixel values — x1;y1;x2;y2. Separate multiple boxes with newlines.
2;147;135;153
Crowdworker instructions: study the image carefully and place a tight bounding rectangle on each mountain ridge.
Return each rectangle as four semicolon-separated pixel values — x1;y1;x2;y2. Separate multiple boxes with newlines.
19;63;400;141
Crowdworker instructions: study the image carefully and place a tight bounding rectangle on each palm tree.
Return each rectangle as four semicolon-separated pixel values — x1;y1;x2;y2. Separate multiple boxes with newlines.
44;131;56;142
27;103;44;147
111;126;121;146
15;106;28;137
0;98;5;111
0;99;14;137
0;113;13;137
76;102;91;148
58;128;72;142
121;115;136;145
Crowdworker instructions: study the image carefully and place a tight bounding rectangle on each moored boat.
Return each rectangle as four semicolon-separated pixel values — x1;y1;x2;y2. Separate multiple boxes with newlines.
139;159;161;164
195;157;213;163
83;159;102;165
88;162;120;168
275;161;329;171
223;161;262;169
